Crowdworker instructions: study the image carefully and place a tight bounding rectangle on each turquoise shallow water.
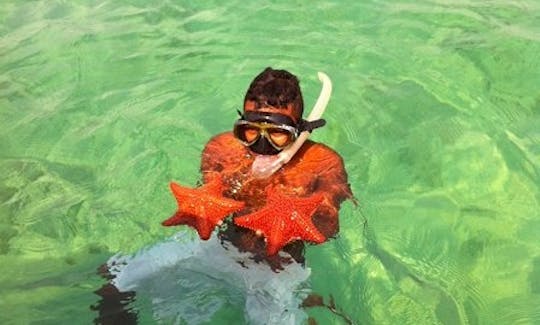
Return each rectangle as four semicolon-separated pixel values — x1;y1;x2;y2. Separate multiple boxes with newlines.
1;1;540;324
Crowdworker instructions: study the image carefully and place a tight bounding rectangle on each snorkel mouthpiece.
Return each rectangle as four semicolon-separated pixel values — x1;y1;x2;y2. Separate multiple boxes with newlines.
251;72;332;179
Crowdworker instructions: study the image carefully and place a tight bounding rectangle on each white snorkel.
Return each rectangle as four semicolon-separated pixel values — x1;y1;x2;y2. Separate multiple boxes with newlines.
251;72;332;179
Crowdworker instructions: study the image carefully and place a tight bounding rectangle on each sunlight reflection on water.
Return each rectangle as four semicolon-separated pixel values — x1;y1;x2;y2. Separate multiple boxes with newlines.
1;0;539;324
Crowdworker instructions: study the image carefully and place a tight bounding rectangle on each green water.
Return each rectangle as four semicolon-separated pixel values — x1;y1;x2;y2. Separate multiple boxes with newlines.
1;1;540;324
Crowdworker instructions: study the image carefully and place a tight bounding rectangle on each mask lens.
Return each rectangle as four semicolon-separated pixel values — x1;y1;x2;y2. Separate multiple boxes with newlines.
234;118;297;151
234;122;260;145
238;125;261;144
267;128;295;149
243;127;259;143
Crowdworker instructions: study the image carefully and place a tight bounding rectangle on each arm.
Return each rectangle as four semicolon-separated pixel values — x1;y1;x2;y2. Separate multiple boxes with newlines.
291;141;353;238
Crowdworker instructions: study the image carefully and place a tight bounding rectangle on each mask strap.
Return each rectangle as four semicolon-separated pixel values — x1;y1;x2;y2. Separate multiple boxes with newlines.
298;118;326;132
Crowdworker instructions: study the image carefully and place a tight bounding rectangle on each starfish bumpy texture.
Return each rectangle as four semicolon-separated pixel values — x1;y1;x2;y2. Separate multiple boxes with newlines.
162;178;245;240
234;187;326;255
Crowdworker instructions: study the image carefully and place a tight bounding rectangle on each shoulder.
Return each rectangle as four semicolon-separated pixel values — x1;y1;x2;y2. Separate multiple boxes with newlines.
203;132;243;153
202;131;247;163
205;131;238;146
298;140;346;167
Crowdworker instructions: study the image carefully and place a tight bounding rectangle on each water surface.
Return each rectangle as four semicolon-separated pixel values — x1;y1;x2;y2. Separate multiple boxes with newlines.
1;1;540;324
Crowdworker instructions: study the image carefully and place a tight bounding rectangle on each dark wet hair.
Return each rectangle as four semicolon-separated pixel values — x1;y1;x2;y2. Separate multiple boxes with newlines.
243;67;304;119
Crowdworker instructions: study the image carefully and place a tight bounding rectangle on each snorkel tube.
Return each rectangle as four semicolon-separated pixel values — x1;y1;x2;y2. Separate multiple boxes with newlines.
251;72;332;179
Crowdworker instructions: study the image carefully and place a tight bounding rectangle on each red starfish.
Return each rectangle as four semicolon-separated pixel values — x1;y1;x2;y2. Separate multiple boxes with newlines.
234;188;326;255
162;178;245;240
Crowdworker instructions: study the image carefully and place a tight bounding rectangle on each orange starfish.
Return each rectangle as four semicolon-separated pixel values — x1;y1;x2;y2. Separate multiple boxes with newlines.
234;188;326;255
162;178;245;240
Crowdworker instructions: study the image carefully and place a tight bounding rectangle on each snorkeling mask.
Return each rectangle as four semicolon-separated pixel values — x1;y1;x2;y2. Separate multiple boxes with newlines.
233;111;326;155
249;72;333;178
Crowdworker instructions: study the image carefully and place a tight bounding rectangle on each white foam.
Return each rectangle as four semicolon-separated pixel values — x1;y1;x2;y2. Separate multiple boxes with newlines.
107;231;311;324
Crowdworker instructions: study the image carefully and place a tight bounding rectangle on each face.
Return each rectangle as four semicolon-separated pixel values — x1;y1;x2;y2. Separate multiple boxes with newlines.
243;100;299;123
233;101;300;155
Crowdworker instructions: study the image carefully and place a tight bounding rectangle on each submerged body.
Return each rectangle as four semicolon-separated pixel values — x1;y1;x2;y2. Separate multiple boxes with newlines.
99;232;312;324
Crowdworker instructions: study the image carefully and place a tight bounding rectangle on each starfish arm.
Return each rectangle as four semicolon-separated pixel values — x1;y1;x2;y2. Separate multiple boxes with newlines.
288;193;326;244
264;216;288;256
162;180;245;240
162;211;213;239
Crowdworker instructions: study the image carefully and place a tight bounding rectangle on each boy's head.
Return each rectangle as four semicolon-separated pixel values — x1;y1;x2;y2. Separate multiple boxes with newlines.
243;67;304;123
232;68;304;155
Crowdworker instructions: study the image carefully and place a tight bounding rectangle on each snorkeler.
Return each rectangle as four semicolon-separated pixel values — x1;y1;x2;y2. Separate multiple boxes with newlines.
163;67;353;268
93;68;353;324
